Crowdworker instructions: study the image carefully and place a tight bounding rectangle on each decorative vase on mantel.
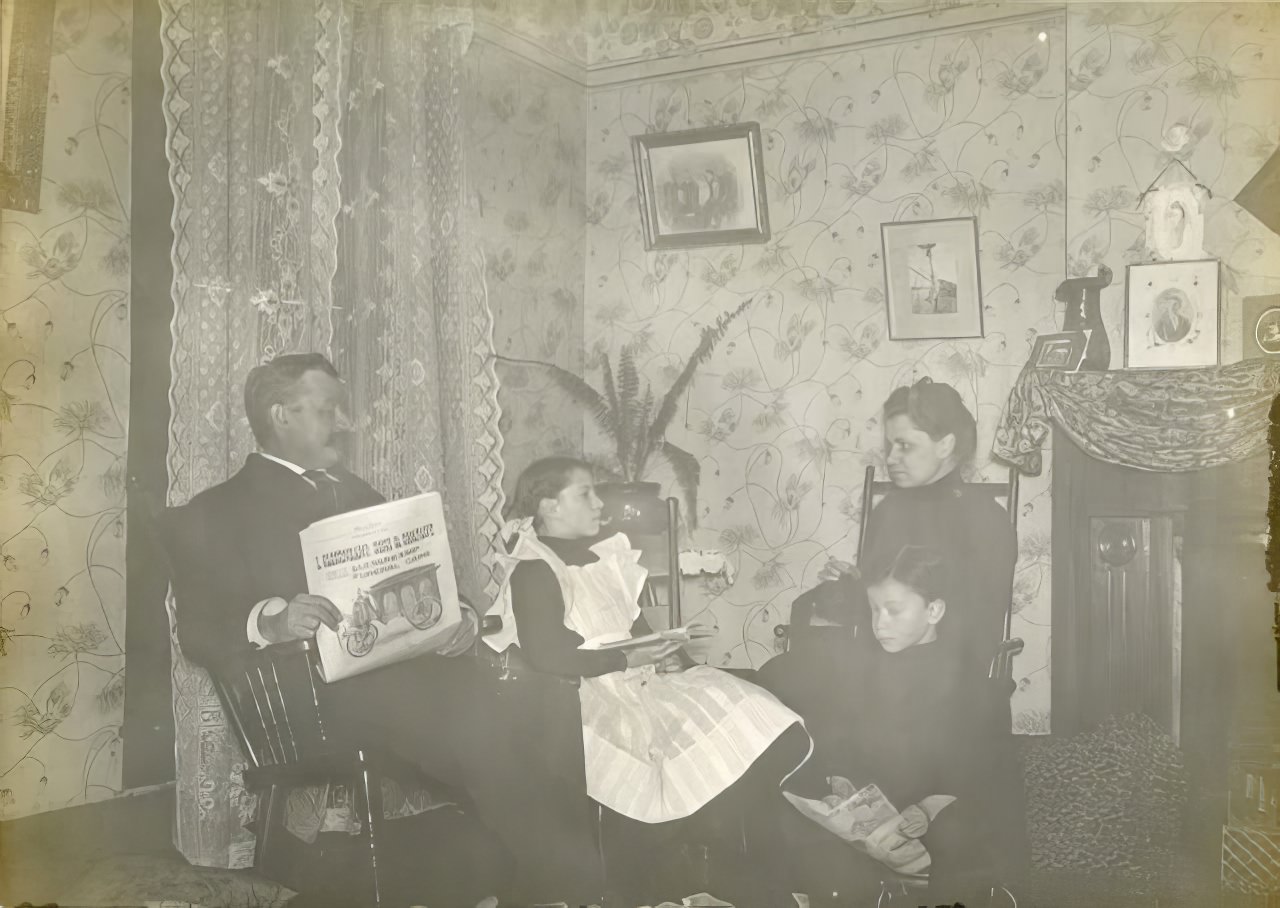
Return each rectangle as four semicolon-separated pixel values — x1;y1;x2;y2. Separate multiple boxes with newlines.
1056;264;1113;370
596;481;667;534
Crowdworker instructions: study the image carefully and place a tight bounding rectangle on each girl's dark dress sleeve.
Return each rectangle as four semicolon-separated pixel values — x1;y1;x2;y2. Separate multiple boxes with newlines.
510;560;628;678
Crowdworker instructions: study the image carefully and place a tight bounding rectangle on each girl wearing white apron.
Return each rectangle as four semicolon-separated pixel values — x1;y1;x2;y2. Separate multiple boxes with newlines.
488;456;807;905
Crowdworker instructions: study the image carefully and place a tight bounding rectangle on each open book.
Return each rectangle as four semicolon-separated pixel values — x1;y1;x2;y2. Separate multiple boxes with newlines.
586;625;717;651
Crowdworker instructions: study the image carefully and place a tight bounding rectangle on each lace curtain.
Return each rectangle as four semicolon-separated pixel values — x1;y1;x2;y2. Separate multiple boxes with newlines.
160;0;504;868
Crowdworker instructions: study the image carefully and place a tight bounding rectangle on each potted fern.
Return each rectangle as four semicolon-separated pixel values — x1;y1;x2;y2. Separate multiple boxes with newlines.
495;297;753;531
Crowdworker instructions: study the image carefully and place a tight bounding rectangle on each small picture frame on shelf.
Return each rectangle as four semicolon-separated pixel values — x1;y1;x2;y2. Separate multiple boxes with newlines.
1243;294;1280;360
631;122;770;251
880;217;984;340
1030;330;1092;372
1123;259;1220;369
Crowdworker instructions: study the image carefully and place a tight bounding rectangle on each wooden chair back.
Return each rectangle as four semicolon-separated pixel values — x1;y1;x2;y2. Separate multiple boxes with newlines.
211;640;331;770
630;496;683;629
858;463;1019;642
847;465;1025;681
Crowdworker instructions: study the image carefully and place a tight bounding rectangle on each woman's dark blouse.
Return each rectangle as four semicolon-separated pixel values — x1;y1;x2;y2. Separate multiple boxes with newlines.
508;534;652;678
861;469;1018;667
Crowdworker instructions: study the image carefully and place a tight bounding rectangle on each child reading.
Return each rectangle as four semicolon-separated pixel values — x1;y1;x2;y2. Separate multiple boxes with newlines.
487;456;809;906
782;545;1020;906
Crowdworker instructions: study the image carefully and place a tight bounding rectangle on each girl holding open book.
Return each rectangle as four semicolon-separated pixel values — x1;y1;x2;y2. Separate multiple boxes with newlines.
487;455;808;907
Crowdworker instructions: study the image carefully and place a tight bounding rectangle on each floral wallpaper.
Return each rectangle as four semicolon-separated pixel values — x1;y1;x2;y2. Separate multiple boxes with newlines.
477;0;961;68
466;39;589;488
0;0;131;819
1064;3;1280;368
583;15;1065;730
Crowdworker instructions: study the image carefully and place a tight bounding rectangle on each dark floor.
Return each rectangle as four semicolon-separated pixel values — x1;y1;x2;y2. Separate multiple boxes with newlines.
0;785;1265;908
0;785;293;908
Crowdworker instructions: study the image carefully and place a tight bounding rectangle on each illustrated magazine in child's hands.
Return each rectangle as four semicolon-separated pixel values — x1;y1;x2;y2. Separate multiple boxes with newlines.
783;777;936;876
301;492;462;682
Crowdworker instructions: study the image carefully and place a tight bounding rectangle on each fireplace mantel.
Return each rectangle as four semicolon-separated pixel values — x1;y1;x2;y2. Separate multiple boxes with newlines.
994;359;1278;477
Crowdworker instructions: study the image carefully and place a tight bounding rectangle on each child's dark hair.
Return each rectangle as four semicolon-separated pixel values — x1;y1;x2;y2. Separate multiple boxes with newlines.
863;545;951;605
505;455;593;523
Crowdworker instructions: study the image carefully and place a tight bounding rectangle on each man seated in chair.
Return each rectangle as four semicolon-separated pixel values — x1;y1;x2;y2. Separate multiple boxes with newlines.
780;545;1025;907
166;352;600;905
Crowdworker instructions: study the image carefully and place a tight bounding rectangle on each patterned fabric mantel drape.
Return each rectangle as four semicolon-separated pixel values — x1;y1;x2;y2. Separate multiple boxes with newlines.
160;0;504;869
993;359;1280;476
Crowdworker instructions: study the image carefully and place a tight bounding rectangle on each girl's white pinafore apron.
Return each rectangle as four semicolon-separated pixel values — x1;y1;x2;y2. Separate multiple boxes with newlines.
490;529;803;824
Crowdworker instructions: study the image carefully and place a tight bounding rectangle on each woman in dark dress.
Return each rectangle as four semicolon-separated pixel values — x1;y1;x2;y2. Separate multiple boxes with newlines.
770;377;1017;675
759;378;1026;901
859;377;1018;668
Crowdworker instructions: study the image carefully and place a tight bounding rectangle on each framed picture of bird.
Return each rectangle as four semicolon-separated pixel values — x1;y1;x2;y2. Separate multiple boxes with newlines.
880;217;984;340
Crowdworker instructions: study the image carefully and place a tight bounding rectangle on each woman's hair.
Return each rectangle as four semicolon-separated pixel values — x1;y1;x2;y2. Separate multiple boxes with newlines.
862;545;951;605
882;377;977;465
505;455;593;522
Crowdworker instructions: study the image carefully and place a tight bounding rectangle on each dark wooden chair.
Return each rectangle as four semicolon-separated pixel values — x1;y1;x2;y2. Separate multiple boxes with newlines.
207;615;494;908
134;480;502;907
631;495;684;629
212;638;390;901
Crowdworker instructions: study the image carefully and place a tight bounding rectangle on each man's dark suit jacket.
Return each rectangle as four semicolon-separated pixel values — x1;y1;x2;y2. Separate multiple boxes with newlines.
166;453;383;672
165;453;610;904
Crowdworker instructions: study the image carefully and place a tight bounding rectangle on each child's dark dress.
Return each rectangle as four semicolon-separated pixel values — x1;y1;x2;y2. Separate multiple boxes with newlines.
781;640;1026;904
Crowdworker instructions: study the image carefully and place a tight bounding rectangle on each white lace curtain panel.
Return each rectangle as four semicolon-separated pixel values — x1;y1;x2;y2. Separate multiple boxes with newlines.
159;0;506;868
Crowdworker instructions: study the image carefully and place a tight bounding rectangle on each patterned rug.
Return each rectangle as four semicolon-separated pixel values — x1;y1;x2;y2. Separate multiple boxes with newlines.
1021;713;1190;878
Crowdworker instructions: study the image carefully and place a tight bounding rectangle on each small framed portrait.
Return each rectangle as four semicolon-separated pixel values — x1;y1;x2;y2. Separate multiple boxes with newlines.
1030;330;1092;371
1123;259;1220;369
631;122;770;251
1243;295;1280;360
880;217;984;340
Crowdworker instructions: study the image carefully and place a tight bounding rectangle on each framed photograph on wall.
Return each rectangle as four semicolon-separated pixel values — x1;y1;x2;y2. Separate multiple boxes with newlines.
1030;330;1092;371
1242;294;1280;360
880;217;984;340
632;122;770;251
1123;259;1220;369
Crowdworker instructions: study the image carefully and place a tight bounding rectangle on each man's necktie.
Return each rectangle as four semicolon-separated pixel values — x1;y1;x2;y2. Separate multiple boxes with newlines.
303;470;340;514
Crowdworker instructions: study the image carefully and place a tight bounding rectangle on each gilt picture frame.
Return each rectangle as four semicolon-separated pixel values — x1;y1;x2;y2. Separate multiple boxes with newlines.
880;217;984;340
632;122;771;251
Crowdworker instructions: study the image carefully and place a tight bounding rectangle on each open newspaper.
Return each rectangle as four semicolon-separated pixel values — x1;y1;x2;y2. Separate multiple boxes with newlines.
301;492;462;682
783;778;953;877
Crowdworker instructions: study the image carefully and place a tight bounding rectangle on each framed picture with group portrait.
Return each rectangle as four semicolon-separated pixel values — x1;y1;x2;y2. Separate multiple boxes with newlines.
631;122;771;251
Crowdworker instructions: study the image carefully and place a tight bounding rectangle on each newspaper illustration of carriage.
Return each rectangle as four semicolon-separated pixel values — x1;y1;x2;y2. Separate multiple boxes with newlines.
341;563;444;657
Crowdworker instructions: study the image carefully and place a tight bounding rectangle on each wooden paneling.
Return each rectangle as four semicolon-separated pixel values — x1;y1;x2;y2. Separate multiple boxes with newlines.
1051;428;1190;736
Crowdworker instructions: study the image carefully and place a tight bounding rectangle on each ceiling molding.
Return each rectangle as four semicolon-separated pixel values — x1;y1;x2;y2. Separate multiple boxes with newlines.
474;2;1066;91
472;15;589;86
